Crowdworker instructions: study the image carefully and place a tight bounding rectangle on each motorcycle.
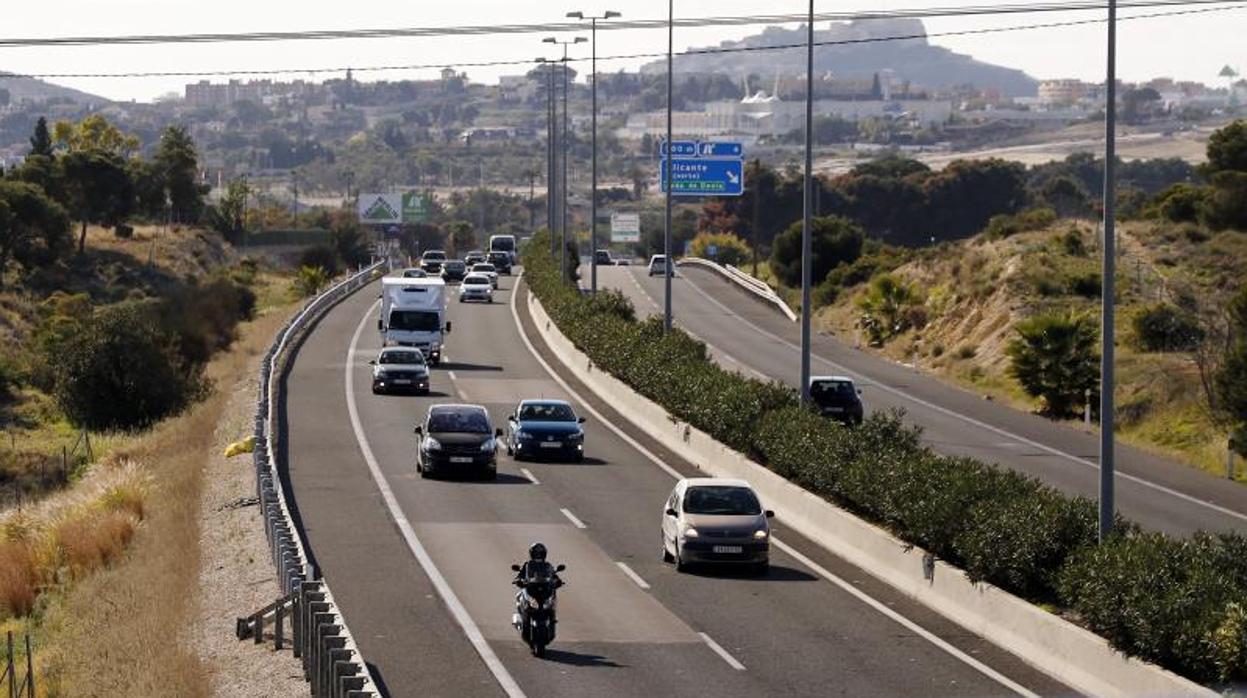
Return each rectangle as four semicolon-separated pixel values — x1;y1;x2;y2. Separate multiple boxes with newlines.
511;562;565;657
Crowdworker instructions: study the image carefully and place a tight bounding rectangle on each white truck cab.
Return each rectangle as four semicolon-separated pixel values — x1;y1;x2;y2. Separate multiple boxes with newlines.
379;277;450;365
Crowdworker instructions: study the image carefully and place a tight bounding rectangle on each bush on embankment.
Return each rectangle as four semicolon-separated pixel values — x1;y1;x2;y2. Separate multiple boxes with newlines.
522;230;1247;685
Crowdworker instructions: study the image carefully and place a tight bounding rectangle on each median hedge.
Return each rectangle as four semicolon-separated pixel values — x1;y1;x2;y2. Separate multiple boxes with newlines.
523;231;1247;685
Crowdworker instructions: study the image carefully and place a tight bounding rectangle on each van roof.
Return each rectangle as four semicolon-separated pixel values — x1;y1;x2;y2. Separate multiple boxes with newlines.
383;276;445;286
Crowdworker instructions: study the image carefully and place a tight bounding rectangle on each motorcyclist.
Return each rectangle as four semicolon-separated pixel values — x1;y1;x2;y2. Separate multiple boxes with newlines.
513;543;562;588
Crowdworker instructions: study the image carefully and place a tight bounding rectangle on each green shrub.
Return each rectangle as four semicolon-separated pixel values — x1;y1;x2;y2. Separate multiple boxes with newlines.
1006;311;1099;416
158;277;256;366
983;207;1056;240
955;344;977;359
1066;271;1101;298
856;273;923;344
113;224;134;239
1152;183;1206;223
53;303;204;430
1059;532;1247;683
770;215;864;287
298;245;341;276
1131;303;1205;352
689;231;751;266
294;265;330;297
1061;228;1087;256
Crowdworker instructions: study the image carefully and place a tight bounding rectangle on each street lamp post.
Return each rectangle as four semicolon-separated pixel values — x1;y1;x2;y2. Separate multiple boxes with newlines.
543;37;587;283
663;0;674;332
536;58;557;252
1099;0;1118;542
800;1;815;406
569;10;621;295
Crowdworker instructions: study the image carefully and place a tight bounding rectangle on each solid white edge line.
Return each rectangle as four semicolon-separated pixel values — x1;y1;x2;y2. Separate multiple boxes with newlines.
698;632;746;671
346;298;526;698
559;507;587;529
672;266;1247;525
770;538;1039;698
511;272;1034;697
615;561;651;590
520;467;540;485
447;370;458;381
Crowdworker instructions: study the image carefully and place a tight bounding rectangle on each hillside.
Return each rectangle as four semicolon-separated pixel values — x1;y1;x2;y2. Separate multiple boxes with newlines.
810;220;1247;477
0;72;108;105
644;19;1038;97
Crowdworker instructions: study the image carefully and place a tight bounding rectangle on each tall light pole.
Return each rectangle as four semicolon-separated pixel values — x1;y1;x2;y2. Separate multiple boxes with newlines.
543;36;586;283
569;10;621;295
663;0;674;332
1099;0;1119;541
800;2;815;405
536;58;557;252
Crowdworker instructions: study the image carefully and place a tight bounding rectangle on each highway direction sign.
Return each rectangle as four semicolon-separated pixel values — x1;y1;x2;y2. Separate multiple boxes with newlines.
660;159;745;196
358;193;402;224
610;212;640;243
401;191;431;223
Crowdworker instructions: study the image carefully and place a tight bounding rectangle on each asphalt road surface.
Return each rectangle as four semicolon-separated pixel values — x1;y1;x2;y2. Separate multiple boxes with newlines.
281;271;1074;697
594;263;1247;536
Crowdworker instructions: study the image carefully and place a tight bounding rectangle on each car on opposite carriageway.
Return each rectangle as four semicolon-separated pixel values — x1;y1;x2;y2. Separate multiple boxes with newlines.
505;399;586;462
809;375;864;426
415;404;503;480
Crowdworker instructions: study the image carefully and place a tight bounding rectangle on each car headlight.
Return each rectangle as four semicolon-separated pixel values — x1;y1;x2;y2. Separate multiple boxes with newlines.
480;438;496;452
422;437;441;451
683;526;699;538
754;529;769;539
567;432;583;442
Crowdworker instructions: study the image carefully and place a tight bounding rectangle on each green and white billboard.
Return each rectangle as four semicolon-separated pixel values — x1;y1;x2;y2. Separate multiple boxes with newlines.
402;191;432;224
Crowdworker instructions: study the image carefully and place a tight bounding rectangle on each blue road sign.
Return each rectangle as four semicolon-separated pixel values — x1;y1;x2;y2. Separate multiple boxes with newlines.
698;141;744;158
660;140;699;157
660;159;745;196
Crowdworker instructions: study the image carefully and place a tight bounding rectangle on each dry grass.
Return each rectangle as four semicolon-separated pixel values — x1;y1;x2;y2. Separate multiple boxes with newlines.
32;302;292;698
0;540;38;617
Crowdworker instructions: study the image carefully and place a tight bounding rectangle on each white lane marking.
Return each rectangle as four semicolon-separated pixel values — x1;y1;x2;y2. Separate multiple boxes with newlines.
770;538;1038;698
447;370;458;381
698;632;746;671
615;561;651;590
346;300;526;698
511;274;1036;696
559;507;587;529
520;468;540;485
675;268;1247;525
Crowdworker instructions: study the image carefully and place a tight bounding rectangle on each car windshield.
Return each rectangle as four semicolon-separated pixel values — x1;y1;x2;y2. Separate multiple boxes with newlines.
518;403;576;422
402;269;426;278
683;486;762;515
811;380;856;401
389;310;441;332
380;351;424;365
473;264;495;272
463;276;488;285
445;262;464;270
424;252;446;261
428;409;491;434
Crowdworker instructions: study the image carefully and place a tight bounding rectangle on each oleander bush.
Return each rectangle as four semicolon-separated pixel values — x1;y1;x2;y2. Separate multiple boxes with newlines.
522;231;1247;685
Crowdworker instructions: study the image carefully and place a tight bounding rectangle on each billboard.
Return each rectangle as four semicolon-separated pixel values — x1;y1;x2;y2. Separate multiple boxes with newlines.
358;193;402;225
402;191;432;223
610;212;640;243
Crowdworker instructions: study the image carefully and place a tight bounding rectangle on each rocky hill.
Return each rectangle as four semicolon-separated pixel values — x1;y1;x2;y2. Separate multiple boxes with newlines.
0;72;108;105
646;19;1038;97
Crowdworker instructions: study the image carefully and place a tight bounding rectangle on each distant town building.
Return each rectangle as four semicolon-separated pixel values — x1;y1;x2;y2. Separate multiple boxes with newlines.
1037;79;1097;106
496;75;538;102
184;79;319;107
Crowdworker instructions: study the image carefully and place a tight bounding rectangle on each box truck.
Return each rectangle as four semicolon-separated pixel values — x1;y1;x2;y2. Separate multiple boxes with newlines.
379;277;450;364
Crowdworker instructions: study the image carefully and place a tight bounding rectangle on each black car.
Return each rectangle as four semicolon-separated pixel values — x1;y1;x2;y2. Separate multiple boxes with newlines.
415;404;502;480
441;260;468;282
809;376;864;425
465;250;487;266
593;250;614;266
506;400;586;462
487;251;512;275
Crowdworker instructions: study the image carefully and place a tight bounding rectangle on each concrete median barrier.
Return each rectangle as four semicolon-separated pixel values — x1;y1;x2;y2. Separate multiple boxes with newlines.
526;289;1214;698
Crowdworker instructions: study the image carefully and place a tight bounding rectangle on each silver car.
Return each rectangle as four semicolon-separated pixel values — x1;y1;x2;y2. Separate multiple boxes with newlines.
459;273;494;303
661;478;773;573
369;347;430;394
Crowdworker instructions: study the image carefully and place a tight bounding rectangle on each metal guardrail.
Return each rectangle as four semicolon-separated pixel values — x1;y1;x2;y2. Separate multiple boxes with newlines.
250;259;385;697
676;257;798;322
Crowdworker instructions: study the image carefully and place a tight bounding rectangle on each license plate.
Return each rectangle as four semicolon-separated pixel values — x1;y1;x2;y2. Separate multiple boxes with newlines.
392;379;411;385
825;407;844;413
712;545;743;554
539;441;563;449
449;456;473;463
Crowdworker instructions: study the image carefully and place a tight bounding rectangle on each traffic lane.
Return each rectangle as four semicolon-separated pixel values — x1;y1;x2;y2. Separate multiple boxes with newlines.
671;265;1247;528
610;265;1245;535
283;279;503;698
512;282;1072;697
348;286;758;698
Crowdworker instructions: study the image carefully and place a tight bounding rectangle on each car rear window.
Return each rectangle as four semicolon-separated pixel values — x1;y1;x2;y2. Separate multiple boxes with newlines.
380;351;423;365
683;486;761;515
811;380;856;399
463;276;488;285
518;403;576;422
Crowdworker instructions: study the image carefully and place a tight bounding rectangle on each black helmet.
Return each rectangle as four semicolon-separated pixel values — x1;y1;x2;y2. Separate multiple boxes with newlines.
528;543;547;561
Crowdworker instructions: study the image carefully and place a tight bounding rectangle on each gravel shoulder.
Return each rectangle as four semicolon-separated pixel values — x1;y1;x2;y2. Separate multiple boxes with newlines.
192;360;307;698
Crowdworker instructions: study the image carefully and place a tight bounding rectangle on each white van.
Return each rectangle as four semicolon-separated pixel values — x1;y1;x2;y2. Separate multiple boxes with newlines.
379;277;450;364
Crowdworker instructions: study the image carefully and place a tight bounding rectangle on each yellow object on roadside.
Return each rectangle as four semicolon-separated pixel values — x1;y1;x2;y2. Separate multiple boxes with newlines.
223;435;256;458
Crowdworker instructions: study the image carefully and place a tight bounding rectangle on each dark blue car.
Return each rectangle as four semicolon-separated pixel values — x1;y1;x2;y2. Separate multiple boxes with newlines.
506;400;586;462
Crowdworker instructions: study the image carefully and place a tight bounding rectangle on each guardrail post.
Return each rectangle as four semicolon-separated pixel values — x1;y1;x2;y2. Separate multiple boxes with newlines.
274;596;285;651
326;649;352;698
254;610;264;645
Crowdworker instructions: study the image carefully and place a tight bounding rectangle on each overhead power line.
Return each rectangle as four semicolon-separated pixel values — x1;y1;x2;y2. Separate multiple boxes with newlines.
6;3;1242;80
0;0;1241;48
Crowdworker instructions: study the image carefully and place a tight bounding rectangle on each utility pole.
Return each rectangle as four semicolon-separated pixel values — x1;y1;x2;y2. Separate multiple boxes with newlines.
800;1;815;405
291;171;299;224
663;0;674;332
543;36;586;283
752;158;761;278
1099;0;1118;542
527;169;537;233
537;58;556;251
569;10;621;295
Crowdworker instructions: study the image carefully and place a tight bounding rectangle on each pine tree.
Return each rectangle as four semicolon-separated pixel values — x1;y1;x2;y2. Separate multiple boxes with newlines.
29;117;53;157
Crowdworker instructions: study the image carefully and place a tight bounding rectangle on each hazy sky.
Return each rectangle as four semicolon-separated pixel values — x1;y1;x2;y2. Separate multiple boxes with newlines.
2;0;1243;102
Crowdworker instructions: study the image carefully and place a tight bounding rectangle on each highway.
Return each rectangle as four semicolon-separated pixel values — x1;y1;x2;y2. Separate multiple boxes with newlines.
280;272;1072;697
595;263;1247;536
